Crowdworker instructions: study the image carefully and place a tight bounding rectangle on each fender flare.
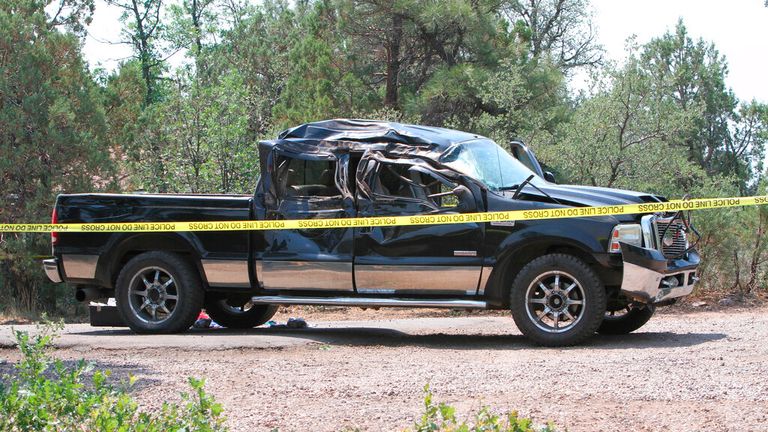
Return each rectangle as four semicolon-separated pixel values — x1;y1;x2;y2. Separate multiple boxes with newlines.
96;232;205;288
483;236;604;308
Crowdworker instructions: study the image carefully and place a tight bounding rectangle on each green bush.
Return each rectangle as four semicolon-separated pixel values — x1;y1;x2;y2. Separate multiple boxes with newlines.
411;385;557;432
0;322;227;431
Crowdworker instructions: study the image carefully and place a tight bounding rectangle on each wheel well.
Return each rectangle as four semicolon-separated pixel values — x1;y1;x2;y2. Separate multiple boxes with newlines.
108;234;202;288
486;243;600;309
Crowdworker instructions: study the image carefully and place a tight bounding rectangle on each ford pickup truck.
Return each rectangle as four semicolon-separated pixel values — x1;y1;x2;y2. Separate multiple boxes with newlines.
43;119;700;346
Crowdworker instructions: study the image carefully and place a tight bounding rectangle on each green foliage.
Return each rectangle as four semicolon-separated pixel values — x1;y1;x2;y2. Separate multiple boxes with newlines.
636;20;767;191
534;27;768;293
411;385;556;432
538;55;700;195
131;68;256;194
0;0;117;314
108;0;166;106
468;57;569;148
272;1;368;128
0;322;228;431
2;0;768;315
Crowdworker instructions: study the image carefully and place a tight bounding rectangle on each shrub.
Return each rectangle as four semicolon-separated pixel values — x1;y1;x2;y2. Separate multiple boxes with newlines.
0;321;227;431
411;385;557;432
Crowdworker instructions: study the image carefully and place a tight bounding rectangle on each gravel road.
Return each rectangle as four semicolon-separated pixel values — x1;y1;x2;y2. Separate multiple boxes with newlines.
1;307;767;431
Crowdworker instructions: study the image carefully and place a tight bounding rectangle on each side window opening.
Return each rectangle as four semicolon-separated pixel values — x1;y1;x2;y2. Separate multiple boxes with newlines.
371;162;459;209
348;153;363;196
276;156;340;198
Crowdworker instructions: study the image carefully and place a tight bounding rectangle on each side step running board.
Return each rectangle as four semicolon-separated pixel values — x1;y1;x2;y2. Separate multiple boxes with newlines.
250;295;487;309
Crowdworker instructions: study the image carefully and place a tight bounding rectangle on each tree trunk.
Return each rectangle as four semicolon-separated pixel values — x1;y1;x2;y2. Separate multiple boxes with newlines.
384;13;403;108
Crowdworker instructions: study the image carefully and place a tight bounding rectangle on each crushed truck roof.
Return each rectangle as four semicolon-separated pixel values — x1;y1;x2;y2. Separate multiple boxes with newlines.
262;119;488;154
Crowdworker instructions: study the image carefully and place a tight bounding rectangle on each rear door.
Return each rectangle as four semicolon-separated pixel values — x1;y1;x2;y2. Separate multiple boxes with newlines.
353;152;484;295
257;148;356;291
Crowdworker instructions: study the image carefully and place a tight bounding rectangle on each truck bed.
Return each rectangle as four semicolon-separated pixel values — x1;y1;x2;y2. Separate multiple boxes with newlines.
55;193;254;288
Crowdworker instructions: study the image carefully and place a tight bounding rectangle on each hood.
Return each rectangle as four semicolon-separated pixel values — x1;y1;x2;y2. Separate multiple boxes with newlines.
511;184;665;207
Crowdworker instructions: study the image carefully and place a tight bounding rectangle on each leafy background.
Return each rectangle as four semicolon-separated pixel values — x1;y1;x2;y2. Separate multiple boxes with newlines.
1;0;767;316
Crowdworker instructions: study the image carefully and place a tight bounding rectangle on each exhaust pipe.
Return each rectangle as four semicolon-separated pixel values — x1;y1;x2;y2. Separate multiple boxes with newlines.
75;287;109;303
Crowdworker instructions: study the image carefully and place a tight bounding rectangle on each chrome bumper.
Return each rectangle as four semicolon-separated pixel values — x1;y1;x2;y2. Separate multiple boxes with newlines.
619;242;699;304
43;258;63;283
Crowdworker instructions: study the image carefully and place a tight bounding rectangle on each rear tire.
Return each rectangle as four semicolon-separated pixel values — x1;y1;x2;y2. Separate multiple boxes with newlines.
116;252;203;334
597;301;655;335
204;295;278;329
510;254;606;347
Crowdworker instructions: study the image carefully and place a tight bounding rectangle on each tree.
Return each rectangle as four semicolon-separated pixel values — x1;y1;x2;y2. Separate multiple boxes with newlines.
165;0;217;77
271;1;367;128
726;101;768;192
468;57;569;149
47;0;95;36
99;61;146;188
639;20;766;193
218;0;300;136
501;0;602;69
337;0;506;115
107;0;165;106
138;68;255;194
107;0;170;190
640;22;735;171
336;0;408;108
538;57;698;195
0;0;115;312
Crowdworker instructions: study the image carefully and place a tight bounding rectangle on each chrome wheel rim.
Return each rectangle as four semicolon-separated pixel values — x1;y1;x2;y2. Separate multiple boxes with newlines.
128;266;178;324
525;270;586;333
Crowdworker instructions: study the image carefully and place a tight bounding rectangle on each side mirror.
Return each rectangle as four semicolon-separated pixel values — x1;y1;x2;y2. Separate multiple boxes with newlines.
543;171;556;183
453;185;477;213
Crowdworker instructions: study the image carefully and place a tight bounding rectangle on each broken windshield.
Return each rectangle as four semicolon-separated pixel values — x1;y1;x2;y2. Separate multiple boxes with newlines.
439;139;543;191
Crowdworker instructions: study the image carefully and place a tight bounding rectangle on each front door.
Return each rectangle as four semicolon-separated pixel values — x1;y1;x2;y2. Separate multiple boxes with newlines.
258;149;355;291
353;152;484;295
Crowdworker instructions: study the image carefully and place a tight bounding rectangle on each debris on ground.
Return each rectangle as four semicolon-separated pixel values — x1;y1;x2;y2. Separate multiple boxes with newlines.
192;311;221;329
287;317;307;328
718;297;735;307
266;317;308;329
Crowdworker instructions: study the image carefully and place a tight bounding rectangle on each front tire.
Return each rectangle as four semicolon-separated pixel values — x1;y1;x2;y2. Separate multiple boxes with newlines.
116;252;203;334
510;254;607;347
204;295;278;329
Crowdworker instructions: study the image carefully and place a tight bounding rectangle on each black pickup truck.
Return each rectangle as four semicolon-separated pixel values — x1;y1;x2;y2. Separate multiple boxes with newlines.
43;119;700;346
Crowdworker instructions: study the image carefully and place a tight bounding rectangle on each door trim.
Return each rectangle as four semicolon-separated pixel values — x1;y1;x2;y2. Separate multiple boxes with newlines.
201;259;250;288
355;265;481;295
260;260;354;291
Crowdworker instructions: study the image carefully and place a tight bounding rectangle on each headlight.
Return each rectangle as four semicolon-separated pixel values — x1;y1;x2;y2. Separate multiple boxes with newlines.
608;224;642;253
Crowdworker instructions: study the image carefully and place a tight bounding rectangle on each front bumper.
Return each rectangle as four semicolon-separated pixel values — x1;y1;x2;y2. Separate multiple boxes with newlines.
619;242;699;304
43;258;63;283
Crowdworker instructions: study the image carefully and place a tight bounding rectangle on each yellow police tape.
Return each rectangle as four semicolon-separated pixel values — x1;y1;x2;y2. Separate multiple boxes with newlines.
1;195;767;233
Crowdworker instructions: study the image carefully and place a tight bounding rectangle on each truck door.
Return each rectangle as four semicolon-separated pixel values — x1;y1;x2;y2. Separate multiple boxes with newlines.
257;149;355;291
353;152;484;295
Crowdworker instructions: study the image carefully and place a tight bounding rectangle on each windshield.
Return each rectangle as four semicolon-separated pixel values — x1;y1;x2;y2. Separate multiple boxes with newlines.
439;139;543;191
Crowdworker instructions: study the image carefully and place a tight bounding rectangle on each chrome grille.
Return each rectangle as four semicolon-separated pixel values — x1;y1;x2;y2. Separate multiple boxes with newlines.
654;217;688;258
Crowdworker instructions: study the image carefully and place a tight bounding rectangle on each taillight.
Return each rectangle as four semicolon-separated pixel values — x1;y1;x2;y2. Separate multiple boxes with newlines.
51;207;59;246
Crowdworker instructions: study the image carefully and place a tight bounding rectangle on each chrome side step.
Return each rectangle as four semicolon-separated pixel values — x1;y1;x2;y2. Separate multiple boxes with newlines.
250;295;487;309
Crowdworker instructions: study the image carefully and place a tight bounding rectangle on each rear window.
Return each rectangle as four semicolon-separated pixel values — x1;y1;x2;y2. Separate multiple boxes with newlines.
277;157;340;197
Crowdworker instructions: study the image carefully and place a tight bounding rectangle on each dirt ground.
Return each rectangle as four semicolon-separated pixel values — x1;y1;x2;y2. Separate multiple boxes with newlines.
1;306;767;432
